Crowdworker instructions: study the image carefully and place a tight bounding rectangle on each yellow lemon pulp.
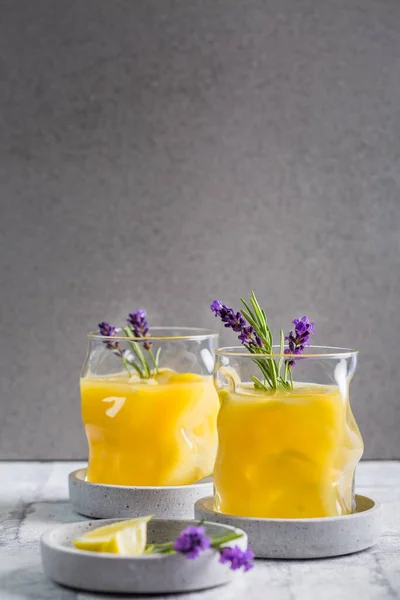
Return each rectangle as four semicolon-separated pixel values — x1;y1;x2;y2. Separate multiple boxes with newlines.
80;369;219;486
73;516;152;554
214;382;364;519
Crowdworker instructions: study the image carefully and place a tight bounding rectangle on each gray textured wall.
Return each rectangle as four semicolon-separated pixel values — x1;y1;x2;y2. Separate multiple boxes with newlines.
1;0;399;459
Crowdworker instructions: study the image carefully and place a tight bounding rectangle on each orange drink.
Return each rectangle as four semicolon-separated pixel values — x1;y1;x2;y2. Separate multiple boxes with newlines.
81;370;219;486
214;382;363;518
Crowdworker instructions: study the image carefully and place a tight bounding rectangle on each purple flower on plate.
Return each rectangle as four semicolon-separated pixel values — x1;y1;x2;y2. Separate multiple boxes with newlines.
284;316;315;367
219;546;255;572
173;526;211;559
210;301;263;348
127;309;152;350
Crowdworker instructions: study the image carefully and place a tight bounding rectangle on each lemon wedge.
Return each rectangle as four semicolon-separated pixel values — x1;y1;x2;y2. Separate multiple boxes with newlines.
106;526;148;555
73;516;153;555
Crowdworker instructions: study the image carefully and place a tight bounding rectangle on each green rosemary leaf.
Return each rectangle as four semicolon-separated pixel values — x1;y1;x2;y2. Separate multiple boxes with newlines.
123;326;151;378
241;302;272;352
133;343;151;378
124;357;143;378
251;357;274;388
242;299;263;334
240;298;254;317
154;347;162;370
250;292;266;333
213;292;295;391
148;348;159;373
284;360;289;383
270;357;278;388
277;329;285;376
262;309;272;346
240;305;258;330
120;356;133;376
251;374;270;391
209;532;243;548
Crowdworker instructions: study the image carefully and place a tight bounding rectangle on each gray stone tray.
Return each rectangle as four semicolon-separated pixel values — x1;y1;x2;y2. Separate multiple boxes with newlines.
41;518;248;594
69;468;213;519
195;494;382;559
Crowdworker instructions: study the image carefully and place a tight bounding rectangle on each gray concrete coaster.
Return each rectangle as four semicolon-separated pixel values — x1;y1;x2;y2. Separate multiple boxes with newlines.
41;518;248;594
195;494;382;559
69;468;213;519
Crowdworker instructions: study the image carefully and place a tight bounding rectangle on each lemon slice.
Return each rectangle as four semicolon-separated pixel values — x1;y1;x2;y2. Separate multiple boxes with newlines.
216;366;240;391
106;526;148;555
73;516;153;554
73;534;114;553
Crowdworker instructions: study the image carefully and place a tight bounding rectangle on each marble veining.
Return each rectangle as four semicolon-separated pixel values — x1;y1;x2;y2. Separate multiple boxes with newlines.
0;461;399;599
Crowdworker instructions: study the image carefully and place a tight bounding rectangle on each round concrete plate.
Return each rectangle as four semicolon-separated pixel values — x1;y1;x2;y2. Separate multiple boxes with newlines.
69;468;213;519
41;518;248;594
195;494;382;559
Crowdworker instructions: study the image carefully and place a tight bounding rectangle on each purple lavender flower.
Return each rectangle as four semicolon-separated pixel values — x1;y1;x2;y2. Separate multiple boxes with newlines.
210;301;262;348
98;321;120;351
173;526;211;559
284;316;315;367
127;309;152;350
219;546;255;572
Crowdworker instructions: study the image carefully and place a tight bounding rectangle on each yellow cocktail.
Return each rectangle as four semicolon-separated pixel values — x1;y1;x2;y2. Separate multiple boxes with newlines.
214;382;363;518
81;370;219;486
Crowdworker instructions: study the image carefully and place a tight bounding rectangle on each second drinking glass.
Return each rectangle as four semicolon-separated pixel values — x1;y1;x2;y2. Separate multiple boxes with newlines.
81;324;219;487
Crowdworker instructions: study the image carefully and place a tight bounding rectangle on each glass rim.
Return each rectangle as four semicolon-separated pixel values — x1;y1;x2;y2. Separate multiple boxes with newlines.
88;326;219;342
215;345;358;359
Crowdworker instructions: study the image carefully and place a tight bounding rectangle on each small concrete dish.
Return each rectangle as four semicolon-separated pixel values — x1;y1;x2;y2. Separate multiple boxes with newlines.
69;468;213;519
195;494;382;559
41;518;248;594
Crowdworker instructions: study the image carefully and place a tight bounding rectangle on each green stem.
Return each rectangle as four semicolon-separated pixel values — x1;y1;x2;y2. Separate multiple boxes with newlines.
123;327;151;378
210;532;243;547
124;356;143;378
277;329;284;378
132;342;151;378
240;292;293;391
145;532;243;555
251;375;270;391
119;353;132;376
283;361;289;383
148;348;159;373
270;357;278;388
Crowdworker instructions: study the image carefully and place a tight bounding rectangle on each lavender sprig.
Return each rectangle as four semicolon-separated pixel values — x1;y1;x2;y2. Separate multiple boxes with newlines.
210;301;262;348
211;293;286;390
219;546;255;572
127;310;152;350
125;309;161;374
98;321;142;377
98;310;160;379
98;322;119;351
173;526;211;559
146;524;254;572
285;316;316;366
284;316;316;382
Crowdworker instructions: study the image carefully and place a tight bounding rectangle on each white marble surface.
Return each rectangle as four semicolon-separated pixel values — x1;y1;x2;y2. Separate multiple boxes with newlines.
0;461;399;600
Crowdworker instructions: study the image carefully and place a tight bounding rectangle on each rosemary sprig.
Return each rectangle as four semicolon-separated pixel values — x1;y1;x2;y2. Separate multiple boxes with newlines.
240;292;288;391
210;292;316;391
